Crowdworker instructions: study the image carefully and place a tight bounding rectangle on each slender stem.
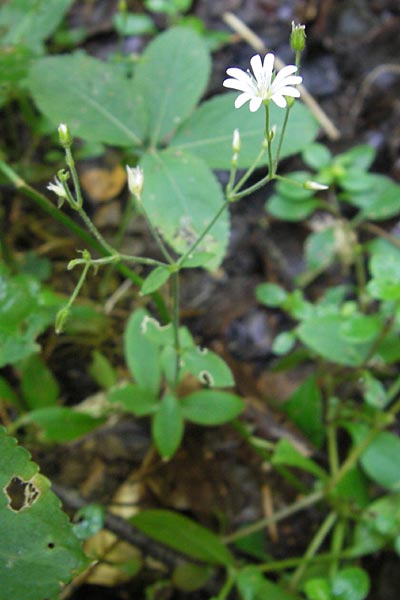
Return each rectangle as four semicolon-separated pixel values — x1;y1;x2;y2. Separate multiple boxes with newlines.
65;146;84;209
230;145;267;196
288;511;337;591
353;244;368;311
231;173;273;201
326;397;339;478
223;489;324;543
273;106;291;170
216;570;237;600
135;198;174;264
0;159;170;322
265;104;274;177
258;548;357;573
78;207;118;256
172;272;181;389
178;199;230;267
329;519;346;578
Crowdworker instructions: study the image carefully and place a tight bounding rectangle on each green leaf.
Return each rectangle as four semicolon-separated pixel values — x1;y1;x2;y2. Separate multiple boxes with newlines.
173;562;212;592
124;308;161;395
108;383;159;416
141;149;228;270
339;313;381;343
304;578;331;600
181;390;244;425
276;172;315;200
331;567;370;600
237;567;298;600
171;93;319;169
267;194;320;222
28;52;147;146
302;143;332;170
272;439;327;480
152;393;184;458
72;504;105;540
271;331;296;355
256;283;288;307
352;494;400;556
0;0;74;50
20;353;59;409
0;273;57;367
344;174;400;221
0;376;20;408
182;346;234;387
23;407;104;443
141;316;175;346
361;371;388;409
141;266;171;295
89;350;117;390
360;432;400;490
336;144;376;171
134;27;210;145
305;228;336;271
130;509;233;565
297;314;373;367
113;12;156;36
282;375;324;447
0;428;88;599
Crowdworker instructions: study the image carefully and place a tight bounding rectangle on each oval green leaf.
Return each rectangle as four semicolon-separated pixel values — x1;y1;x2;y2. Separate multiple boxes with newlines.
152;393;184;459
141;149;228;270
170;93;319;169
182;390;244;425
130;509;233;565
29;52;147;146
0;428;89;599
134;27;210;146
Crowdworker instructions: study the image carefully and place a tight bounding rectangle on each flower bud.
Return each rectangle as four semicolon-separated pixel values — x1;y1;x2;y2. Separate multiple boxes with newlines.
232;129;241;154
290;22;306;53
304;180;329;191
55;307;70;334
126;165;144;199
47;177;67;199
58;123;71;147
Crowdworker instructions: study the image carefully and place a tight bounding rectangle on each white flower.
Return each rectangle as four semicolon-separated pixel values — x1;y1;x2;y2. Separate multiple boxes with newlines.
126;165;144;198
223;53;302;112
47;177;67;198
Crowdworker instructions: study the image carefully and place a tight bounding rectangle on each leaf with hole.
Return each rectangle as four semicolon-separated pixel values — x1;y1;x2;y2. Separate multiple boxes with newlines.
0;428;88;599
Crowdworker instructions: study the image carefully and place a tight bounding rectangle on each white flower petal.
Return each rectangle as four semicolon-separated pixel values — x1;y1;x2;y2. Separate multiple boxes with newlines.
250;54;263;82
262;53;275;85
226;67;252;82
234;93;252;109
274;75;302;88
277;86;301;97
249;96;263;112
223;78;254;93
224;52;301;112
273;64;298;86
271;94;287;108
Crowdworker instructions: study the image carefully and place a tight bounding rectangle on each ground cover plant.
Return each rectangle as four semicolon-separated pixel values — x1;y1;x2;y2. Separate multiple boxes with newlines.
1;1;400;599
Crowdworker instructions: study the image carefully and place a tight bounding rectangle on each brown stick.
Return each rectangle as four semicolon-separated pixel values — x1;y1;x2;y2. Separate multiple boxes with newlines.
222;12;341;141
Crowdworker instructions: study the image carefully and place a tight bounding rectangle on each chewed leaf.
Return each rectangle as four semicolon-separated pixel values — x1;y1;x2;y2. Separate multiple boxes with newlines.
141;149;228;270
0;428;88;599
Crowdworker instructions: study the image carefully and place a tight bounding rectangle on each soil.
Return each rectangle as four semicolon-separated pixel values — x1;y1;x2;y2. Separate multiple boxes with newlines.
2;0;400;598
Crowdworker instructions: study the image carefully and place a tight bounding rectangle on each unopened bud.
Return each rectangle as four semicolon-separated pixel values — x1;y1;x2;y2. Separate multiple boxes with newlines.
267;125;277;143
291;22;306;53
58;123;71;147
304;180;329;191
55;307;70;334
126;165;144;199
232;129;241;154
